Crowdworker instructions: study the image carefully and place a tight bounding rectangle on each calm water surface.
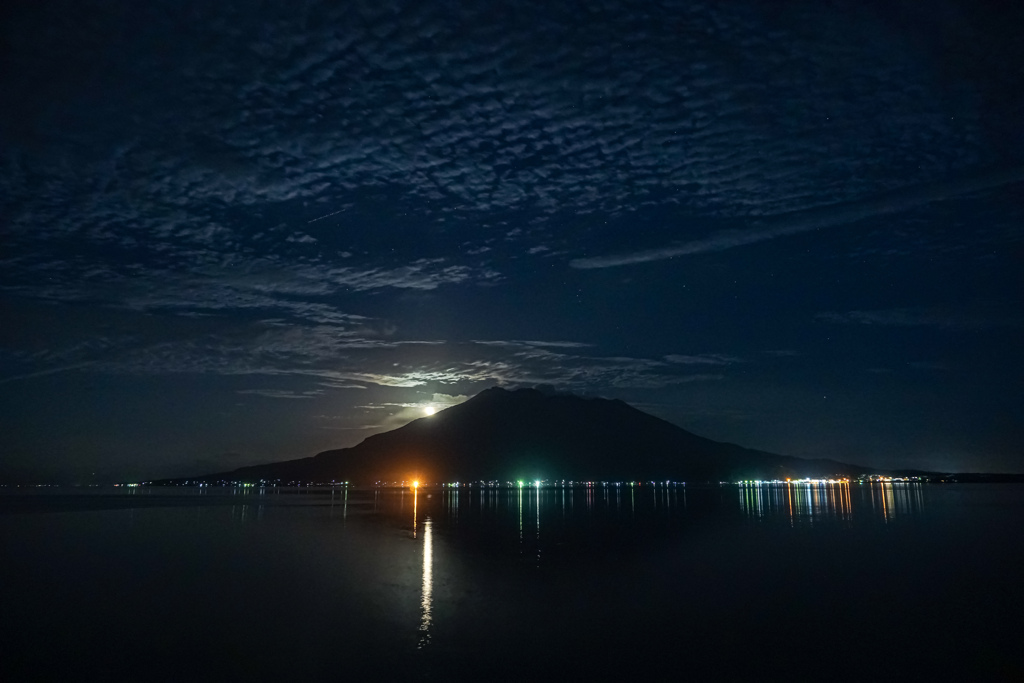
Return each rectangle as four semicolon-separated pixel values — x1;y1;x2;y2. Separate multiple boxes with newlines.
2;483;1022;681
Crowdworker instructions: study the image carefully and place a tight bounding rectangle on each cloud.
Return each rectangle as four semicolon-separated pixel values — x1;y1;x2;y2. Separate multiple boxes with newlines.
5;0;1019;298
236;389;323;399
344;343;730;390
66;330;721;392
664;353;742;366
3;0;1021;428
0;361;97;385
472;339;591;349
571;166;1024;269
0;251;498;343
0;312;738;398
817;307;1023;329
430;392;471;408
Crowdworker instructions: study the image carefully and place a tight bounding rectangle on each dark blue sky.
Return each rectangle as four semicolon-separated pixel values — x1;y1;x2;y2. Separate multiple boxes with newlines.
2;0;1022;482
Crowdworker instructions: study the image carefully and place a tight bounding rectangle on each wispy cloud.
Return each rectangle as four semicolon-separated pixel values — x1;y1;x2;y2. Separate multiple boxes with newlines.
74;333;728;393
472;339;591;349
817;306;1023;329
0;361;97;385
571;166;1024;269
237;389;323;399
664;353;742;366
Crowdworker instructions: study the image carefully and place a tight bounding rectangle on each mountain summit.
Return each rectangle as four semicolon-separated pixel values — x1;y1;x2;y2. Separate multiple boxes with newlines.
183;387;873;484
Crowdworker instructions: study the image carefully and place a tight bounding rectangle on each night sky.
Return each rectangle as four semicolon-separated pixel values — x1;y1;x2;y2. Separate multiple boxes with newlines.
2;0;1022;483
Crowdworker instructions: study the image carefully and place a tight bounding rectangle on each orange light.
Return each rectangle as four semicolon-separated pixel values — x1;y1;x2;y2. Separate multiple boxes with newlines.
412;481;420;489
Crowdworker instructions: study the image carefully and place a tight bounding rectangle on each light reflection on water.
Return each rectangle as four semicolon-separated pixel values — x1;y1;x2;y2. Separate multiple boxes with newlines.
3;483;1021;680
400;481;932;656
405;481;927;538
33;480;926;529
737;480;925;522
418;516;432;649
0;479;936;665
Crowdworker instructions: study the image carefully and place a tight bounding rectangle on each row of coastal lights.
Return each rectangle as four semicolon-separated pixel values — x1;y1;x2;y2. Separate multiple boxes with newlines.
428;480;684;489
737;476;921;485
41;475;924;489
25;480;688;489
738;478;851;485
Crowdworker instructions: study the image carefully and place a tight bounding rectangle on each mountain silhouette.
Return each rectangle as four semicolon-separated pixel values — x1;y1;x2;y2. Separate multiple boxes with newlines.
176;387;880;484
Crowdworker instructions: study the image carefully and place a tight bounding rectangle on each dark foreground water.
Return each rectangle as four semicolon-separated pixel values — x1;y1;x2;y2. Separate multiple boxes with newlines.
2;482;1022;681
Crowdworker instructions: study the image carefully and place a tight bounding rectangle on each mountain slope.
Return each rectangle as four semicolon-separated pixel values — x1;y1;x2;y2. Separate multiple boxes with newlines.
181;387;874;484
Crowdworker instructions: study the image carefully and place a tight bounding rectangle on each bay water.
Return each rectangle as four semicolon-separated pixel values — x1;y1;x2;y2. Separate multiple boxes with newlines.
2;482;1021;680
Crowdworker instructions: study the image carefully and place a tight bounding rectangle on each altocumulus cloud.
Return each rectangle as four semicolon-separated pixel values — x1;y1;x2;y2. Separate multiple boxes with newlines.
4;0;1017;302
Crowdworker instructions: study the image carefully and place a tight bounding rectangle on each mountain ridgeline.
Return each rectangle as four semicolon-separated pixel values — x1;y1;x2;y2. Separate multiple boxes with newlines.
185;387;878;484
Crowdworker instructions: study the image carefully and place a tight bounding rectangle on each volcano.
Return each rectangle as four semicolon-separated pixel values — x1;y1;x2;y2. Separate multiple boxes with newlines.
172;387;884;484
